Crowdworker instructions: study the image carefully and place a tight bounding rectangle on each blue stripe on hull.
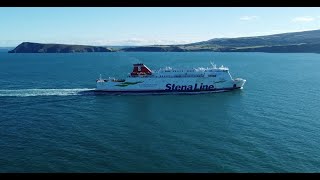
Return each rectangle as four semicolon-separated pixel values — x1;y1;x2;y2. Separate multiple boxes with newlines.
93;87;241;94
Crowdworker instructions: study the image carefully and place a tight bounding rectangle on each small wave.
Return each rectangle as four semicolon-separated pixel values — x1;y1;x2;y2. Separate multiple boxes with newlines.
0;88;95;97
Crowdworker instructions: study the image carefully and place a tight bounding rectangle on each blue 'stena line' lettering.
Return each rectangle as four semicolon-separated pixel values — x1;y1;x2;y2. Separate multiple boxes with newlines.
165;83;214;91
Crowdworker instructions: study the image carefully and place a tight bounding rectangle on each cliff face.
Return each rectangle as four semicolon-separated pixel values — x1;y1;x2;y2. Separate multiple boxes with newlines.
8;42;114;53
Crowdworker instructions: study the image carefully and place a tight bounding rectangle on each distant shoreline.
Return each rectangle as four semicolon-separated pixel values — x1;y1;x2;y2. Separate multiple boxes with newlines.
8;29;320;53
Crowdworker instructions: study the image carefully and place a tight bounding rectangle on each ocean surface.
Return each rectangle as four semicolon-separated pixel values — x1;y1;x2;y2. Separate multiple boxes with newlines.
1;50;320;172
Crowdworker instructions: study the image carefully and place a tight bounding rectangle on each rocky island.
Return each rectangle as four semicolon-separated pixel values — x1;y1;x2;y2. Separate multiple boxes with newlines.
8;42;114;53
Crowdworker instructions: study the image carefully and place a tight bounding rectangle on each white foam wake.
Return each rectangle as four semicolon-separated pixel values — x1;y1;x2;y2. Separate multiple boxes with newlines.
0;88;95;97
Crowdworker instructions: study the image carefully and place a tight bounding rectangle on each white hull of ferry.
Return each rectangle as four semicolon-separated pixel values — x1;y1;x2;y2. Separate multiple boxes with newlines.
95;63;246;94
95;77;245;94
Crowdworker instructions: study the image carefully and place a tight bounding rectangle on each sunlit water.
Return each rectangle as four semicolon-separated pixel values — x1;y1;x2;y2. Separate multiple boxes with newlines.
1;51;320;172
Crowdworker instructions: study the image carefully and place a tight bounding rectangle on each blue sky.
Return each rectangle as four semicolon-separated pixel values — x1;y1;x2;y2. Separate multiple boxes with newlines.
1;7;320;47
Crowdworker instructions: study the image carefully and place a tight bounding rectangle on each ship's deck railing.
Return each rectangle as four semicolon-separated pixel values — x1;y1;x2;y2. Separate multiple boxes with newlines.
154;66;228;73
128;74;211;78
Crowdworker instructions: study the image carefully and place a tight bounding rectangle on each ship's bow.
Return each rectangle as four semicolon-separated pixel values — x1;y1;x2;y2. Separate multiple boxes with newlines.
233;78;246;89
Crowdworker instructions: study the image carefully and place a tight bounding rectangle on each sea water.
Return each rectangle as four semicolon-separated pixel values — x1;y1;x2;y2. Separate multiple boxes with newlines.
1;51;320;172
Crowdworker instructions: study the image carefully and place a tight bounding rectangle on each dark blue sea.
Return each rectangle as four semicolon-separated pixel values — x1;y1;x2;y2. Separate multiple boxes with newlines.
1;50;320;172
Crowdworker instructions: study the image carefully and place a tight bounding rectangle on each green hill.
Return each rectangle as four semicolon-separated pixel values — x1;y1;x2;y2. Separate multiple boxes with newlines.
122;29;320;53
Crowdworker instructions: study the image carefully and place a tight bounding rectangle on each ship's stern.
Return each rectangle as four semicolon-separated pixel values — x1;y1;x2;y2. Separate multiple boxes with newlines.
96;80;107;90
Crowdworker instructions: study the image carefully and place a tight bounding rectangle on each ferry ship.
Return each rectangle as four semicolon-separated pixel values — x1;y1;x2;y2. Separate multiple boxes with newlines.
95;63;246;94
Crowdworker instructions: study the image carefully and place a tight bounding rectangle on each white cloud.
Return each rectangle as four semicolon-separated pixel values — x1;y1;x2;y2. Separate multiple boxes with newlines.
106;38;195;46
74;38;195;46
292;16;315;22
239;16;259;21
